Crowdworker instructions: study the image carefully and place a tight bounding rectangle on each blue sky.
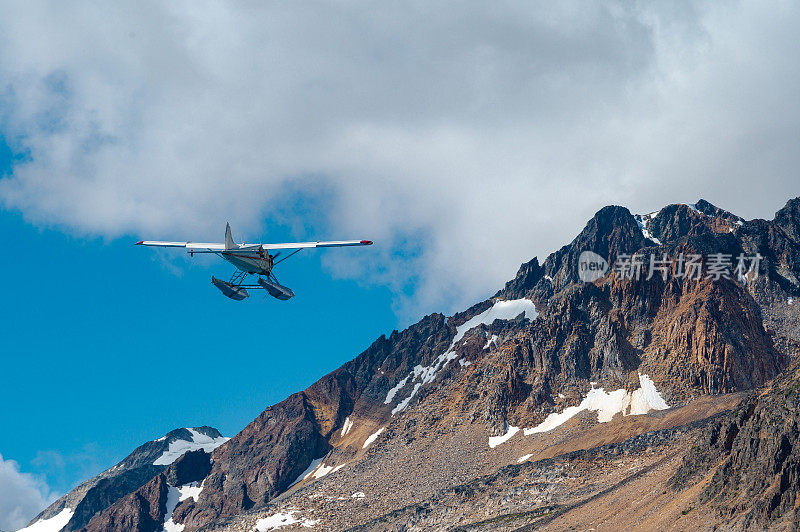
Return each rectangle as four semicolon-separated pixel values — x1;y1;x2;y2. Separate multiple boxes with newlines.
0;140;398;496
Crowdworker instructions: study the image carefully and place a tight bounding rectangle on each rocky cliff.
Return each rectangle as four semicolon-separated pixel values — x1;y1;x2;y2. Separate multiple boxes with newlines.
24;427;227;532
672;359;800;529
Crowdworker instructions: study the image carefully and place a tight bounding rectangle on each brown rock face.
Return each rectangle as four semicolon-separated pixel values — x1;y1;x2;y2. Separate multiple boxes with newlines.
30;426;224;532
79;449;215;531
180;392;330;525
650;278;783;394
673;361;800;529
463;273;784;434
165;449;212;488
178;312;455;526
61;466;163;532
81;473;169;532
537;204;649;291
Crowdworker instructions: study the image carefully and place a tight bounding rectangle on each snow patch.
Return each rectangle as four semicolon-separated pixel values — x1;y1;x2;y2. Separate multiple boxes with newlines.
16;508;74;532
351;491;365;499
517;454;533;463
340;417;353;437
163;521;184;532
484;334;498;349
384;375;411;404
390;360;443;414
362;427;385;449
311;463;334;479
634;213;662;245
392;382;422;414
524;374;669;434
178;482;203;502
254;511;318;531
289;457;324;487
488;424;520;448
153;428;229;466
789;297;794;305
458;359;472;367
162;486;184;532
288;458;348;485
628;374;669;414
161;482;203;532
452;299;537;346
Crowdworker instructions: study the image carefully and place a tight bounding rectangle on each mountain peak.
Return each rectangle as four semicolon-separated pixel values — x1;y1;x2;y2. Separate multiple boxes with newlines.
774;196;800;243
692;199;744;223
24;425;227;532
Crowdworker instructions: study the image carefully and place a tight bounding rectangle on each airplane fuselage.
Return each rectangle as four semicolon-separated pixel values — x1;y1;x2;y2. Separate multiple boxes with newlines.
220;250;274;275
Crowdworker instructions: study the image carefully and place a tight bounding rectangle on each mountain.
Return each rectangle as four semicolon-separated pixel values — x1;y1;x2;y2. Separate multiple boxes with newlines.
21;427;228;532
23;197;800;531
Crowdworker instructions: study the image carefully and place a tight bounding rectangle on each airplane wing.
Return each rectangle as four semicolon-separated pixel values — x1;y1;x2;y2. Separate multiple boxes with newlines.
135;240;372;251
259;240;373;250
136;241;226;251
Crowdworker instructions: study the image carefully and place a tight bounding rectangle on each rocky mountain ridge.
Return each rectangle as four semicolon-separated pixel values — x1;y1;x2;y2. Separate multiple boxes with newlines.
24;427;227;532
24;196;800;531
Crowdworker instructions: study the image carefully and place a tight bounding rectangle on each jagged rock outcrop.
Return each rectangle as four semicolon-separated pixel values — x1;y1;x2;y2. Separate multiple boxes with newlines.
774;197;800;244
64;465;163;532
673;361;800;529
738;199;800;360
81;449;214;531
479;200;790;428
81;473;170;532
181;393;331;524
29;426;225;531
536;205;649;292
166;449;212;487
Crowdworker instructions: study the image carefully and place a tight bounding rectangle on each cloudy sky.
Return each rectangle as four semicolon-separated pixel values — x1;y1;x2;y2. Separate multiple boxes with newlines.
0;454;56;531
1;1;799;527
2;0;798;317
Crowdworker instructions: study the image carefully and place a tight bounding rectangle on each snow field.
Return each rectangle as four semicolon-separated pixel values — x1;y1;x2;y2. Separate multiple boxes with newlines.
153;428;229;466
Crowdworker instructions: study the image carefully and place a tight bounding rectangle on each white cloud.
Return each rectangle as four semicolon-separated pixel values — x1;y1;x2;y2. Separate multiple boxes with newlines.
0;453;56;531
0;1;798;320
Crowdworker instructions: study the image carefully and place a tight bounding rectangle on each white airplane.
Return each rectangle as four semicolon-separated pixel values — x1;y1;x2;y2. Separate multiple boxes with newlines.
137;223;372;301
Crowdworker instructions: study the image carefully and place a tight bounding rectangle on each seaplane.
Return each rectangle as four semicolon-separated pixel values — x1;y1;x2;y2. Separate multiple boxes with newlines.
136;223;372;301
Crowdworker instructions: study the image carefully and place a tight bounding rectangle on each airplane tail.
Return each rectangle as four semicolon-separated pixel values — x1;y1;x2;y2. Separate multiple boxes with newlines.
225;222;239;250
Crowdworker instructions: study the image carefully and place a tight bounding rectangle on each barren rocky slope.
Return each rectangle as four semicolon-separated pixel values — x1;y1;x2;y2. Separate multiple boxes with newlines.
671;359;800;530
24;197;800;531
